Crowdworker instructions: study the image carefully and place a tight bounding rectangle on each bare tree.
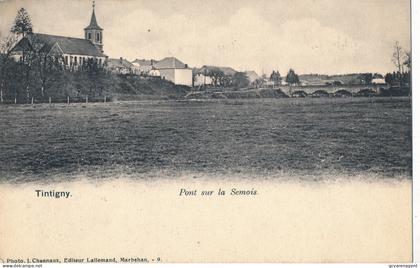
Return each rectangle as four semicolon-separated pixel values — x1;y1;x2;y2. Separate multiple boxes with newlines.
392;41;404;88
20;34;63;100
403;51;411;96
34;46;64;98
404;51;411;72
0;34;19;102
392;41;404;73
30;35;49;98
0;34;19;56
14;34;40;102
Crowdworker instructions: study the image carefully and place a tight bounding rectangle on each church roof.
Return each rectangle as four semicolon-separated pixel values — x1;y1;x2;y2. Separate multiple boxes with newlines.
154;57;188;69
12;33;106;57
85;9;103;30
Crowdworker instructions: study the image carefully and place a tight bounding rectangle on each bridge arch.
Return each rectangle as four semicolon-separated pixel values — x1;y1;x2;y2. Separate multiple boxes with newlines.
291;90;308;98
311;90;330;98
333;90;352;97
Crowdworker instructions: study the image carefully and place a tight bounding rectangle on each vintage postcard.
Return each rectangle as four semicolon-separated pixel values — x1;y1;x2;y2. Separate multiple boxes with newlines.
0;0;413;264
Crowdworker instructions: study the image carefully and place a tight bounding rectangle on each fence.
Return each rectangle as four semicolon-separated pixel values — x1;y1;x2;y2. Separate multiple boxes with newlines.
0;90;111;105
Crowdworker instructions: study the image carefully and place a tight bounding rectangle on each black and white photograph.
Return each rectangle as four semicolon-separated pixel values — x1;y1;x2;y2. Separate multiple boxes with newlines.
0;0;415;264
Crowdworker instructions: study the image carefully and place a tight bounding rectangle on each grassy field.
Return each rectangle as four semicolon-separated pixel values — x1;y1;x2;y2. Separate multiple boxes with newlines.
0;97;411;182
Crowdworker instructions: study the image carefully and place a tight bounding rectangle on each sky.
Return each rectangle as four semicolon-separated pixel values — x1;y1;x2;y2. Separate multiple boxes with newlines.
0;0;411;75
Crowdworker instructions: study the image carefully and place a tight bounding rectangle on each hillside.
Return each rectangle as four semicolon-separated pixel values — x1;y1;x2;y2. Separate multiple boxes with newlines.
0;68;190;103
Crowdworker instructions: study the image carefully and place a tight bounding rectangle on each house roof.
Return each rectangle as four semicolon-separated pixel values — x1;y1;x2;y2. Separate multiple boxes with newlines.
197;65;237;76
372;78;386;84
11;33;106;57
107;58;133;68
132;59;155;66
85;9;103;30
245;71;259;82
154;57;188;69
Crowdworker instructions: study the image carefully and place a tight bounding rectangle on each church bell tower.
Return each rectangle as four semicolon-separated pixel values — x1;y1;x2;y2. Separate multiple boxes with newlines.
84;1;104;53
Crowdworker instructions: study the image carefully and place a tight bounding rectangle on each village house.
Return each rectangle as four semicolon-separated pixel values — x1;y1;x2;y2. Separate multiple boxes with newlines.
107;57;134;74
10;2;107;68
131;59;155;75
148;67;161;77
131;57;192;86
371;77;386;84
153;57;192;87
244;71;259;84
193;73;213;86
194;65;237;86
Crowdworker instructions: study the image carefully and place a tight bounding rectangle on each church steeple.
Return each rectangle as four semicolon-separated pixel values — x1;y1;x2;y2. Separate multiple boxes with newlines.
84;0;104;53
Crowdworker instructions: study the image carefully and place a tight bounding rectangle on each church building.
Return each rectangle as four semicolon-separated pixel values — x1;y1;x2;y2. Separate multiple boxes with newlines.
10;2;107;68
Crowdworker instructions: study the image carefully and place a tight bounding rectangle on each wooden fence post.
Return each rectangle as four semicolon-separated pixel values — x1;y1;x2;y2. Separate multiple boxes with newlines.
31;97;34;105
86;96;88;104
0;90;3;103
104;96;106;103
14;97;17;104
49;97;51;105
67;96;70;104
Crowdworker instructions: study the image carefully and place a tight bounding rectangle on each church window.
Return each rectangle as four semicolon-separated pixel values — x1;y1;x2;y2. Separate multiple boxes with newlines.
96;33;100;42
88;33;92;40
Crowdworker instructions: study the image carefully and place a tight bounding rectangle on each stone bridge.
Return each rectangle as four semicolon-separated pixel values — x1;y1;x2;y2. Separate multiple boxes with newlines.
276;84;389;97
